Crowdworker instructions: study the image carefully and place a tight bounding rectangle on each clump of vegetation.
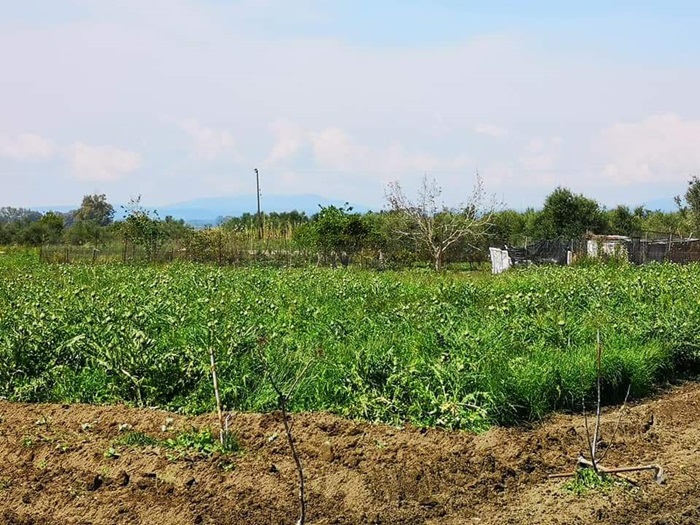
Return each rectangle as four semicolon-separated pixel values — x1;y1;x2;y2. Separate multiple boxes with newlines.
564;468;617;495
114;427;239;458
163;427;240;457
1;252;699;430
103;446;120;459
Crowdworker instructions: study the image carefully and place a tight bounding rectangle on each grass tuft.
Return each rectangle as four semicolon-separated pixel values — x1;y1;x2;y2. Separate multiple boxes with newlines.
564;468;617;495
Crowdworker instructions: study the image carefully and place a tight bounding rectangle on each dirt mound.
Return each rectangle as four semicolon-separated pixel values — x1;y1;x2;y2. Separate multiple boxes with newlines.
1;382;700;525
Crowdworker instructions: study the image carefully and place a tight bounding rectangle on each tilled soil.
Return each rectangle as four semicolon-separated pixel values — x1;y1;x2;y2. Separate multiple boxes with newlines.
1;382;700;525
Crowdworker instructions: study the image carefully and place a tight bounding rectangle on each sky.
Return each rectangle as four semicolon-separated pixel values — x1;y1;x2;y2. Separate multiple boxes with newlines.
1;0;700;211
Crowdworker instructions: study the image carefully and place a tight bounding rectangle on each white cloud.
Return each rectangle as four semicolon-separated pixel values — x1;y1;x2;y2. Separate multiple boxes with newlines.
0;132;55;161
262;118;305;166
180;120;241;161
310;127;370;170
382;141;472;175
254;122;477;204
474;124;508;138
68;142;142;182
308;126;473;181
600;113;700;185
517;137;563;172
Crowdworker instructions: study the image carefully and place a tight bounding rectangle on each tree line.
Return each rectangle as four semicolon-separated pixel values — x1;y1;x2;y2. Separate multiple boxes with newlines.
2;176;699;269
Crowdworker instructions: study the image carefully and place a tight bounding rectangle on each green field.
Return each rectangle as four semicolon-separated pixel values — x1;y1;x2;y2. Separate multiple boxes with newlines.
1;250;699;430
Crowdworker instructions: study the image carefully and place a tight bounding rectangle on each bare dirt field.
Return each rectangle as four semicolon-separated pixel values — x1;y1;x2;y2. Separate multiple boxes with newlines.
1;381;699;525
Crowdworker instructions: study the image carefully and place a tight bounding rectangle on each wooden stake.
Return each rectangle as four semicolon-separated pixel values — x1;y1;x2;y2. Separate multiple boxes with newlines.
209;345;225;446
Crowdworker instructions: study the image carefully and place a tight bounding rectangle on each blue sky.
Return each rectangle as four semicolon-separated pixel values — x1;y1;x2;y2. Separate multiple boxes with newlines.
1;0;699;210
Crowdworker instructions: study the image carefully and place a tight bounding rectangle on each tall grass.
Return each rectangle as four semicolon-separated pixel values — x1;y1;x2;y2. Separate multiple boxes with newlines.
1;253;698;430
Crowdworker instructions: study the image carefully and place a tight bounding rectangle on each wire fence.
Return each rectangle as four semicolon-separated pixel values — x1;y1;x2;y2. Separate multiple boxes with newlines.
41;233;700;271
490;233;700;274
38;241;398;270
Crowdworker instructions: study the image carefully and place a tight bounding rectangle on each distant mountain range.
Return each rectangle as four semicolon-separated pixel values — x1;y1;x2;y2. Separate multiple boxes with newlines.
37;194;373;226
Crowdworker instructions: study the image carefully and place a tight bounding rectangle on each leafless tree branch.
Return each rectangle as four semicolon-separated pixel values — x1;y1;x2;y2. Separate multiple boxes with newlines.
256;347;311;525
385;172;501;270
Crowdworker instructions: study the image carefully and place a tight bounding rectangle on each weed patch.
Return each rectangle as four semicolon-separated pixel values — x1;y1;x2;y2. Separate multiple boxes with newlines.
564;468;617;495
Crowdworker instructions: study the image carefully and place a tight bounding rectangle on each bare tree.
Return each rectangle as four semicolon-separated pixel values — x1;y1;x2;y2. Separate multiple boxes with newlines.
385;173;499;271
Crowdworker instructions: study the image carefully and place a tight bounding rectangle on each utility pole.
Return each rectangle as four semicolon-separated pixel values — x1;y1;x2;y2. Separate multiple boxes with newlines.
254;168;263;240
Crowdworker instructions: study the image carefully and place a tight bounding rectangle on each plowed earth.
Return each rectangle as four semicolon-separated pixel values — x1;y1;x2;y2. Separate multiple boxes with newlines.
1;382;700;525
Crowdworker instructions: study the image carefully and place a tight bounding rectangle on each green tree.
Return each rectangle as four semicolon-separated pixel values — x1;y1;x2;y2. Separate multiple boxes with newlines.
641;210;690;237
677;175;700;236
0;208;58;246
0;207;41;224
317;205;368;253
160;216;192;240
66;194;115;246
38;212;65;244
65;219;111;246
491;209;528;246
605;205;644;236
0;223;14;244
220;212;257;230
121;196;165;261
76;194;115;226
293;205;370;261
535;187;606;239
19;222;47;246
